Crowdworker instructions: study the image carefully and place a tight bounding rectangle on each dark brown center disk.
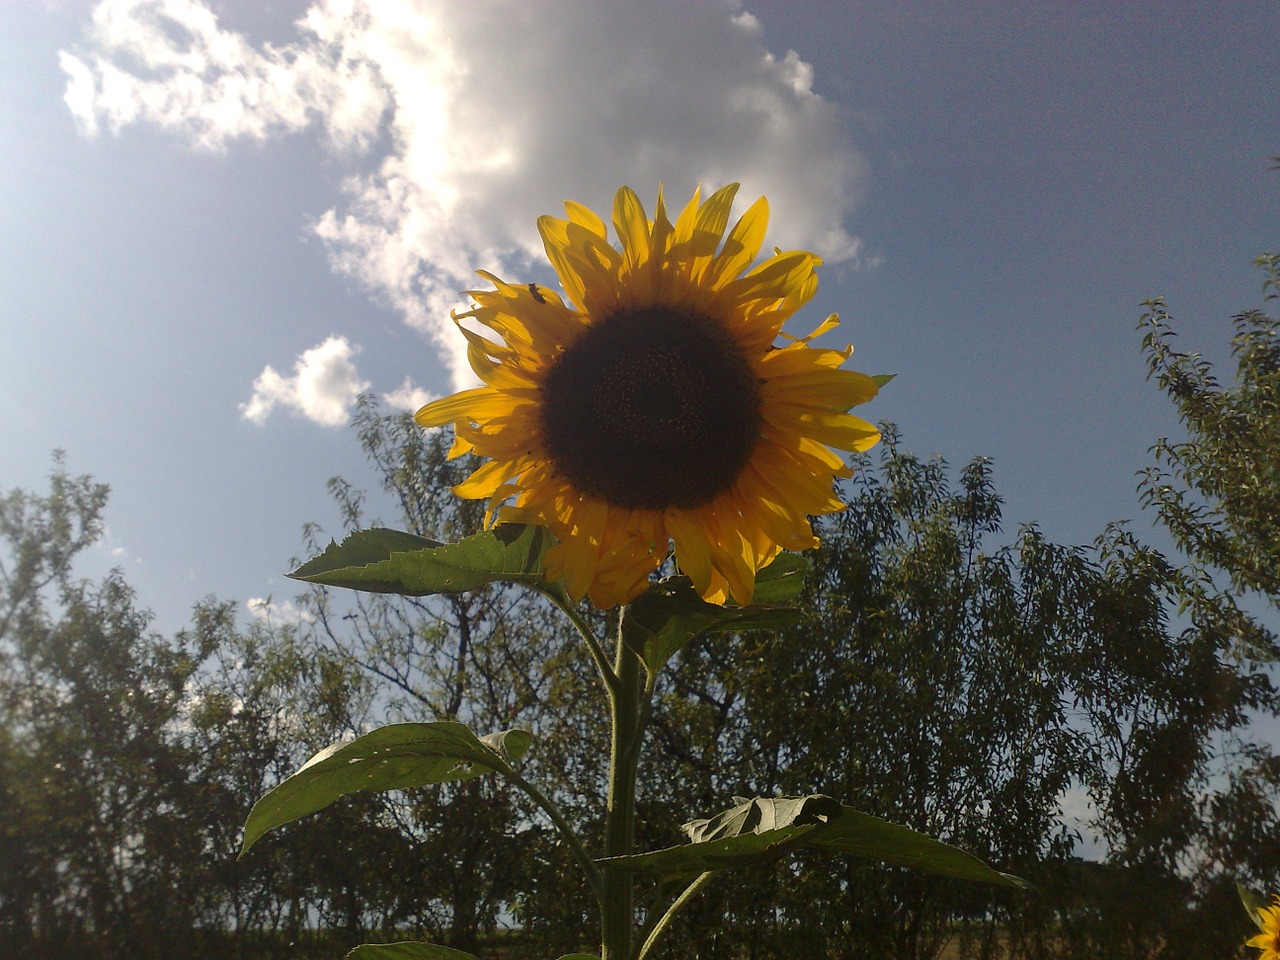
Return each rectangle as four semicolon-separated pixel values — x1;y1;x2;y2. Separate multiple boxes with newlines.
539;306;762;510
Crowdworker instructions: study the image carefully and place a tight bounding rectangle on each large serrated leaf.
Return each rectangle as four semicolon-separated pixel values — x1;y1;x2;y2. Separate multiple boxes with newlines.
748;552;811;604
288;524;552;596
598;795;1028;890
624;554;808;672
347;943;480;960
240;722;531;856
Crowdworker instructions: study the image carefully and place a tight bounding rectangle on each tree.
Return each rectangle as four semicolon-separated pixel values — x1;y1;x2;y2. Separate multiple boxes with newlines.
286;397;599;954
0;458;215;960
292;407;1277;959
1139;249;1280;610
1136;224;1280;956
634;430;1277;959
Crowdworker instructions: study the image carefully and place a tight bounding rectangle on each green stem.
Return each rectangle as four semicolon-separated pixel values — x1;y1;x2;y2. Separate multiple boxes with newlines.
536;582;619;698
504;767;604;905
634;872;716;960
601;606;645;960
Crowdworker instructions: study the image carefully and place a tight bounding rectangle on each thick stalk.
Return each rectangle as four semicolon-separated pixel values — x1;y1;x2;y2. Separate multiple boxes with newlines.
601;608;644;960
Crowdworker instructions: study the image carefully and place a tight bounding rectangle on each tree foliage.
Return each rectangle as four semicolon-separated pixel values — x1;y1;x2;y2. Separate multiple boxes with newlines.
0;458;213;958
2;390;1277;958
1139;250;1280;607
637;428;1276;959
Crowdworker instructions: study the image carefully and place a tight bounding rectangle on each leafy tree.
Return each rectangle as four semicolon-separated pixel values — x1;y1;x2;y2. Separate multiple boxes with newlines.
292;406;1277;960
634;430;1277;960
0;458;215;960
1135;225;1280;957
1139;249;1280;608
285;397;600;954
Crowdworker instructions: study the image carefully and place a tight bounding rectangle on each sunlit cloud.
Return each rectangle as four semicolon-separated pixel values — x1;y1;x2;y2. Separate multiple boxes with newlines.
381;376;435;414
63;0;869;390
246;596;315;625
240;335;369;427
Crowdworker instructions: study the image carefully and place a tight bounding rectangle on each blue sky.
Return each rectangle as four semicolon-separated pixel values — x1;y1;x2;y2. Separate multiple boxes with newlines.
1;0;1277;638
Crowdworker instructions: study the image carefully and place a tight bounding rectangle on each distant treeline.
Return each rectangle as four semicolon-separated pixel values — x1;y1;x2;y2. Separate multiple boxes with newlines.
3;262;1280;960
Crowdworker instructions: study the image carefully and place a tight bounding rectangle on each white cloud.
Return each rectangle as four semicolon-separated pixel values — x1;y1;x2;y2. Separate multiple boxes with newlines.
381;376;435;414
63;0;869;390
240;335;369;426
60;0;388;150
246;596;315;625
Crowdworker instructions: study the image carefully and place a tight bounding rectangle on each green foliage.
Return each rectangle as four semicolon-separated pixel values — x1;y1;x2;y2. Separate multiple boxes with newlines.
5;388;1277;959
638;428;1276;959
0;458;217;959
1139;250;1280;608
1239;881;1269;930
346;941;480;959
601;794;1027;888
624;557;806;673
241;722;533;855
289;525;553;596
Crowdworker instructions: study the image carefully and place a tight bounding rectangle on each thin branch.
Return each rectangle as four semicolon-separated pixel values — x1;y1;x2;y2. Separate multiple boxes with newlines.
504;766;605;904
635;871;716;960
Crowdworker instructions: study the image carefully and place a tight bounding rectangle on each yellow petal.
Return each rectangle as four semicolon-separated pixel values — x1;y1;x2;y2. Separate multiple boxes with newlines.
415;388;528;427
690;182;740;279
452;456;521;499
612;185;652;274
665;507;714;595
761;368;880;410
706;194;769;289
564;199;607;237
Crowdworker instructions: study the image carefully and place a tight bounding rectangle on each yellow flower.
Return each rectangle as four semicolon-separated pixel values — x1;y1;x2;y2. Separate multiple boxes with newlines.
1248;897;1280;960
416;184;881;608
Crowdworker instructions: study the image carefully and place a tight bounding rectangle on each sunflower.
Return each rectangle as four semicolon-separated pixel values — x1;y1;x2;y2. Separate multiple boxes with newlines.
1248;897;1280;960
416;183;881;608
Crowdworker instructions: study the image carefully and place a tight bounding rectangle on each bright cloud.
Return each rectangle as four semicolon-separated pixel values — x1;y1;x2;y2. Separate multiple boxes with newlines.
381;376;435;414
63;0;869;391
240;335;369;427
246;596;315;625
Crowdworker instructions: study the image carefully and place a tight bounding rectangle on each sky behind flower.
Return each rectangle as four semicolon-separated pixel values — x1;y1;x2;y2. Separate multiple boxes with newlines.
1;0;1277;637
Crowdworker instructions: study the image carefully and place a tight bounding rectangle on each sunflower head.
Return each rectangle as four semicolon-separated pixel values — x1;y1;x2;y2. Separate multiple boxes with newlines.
1248;898;1280;960
417;183;882;609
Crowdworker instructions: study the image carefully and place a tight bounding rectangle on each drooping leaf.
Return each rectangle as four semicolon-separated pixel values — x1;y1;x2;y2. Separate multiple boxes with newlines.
346;942;480;960
598;795;1029;890
746;551;811;605
1239;881;1271;930
624;554;809;673
288;523;552;596
241;722;531;856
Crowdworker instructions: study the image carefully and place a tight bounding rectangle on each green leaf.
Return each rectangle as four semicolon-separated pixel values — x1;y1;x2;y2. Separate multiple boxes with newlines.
553;955;603;960
240;722;531;856
873;373;897;388
1239;881;1271;930
288;523;552;596
747;551;811;604
598;795;1029;890
624;554;808;673
346;943;480;960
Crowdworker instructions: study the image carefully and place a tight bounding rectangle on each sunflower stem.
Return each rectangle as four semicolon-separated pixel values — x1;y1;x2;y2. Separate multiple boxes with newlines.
536;582;620;697
503;766;604;905
634;871;716;960
601;605;646;960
